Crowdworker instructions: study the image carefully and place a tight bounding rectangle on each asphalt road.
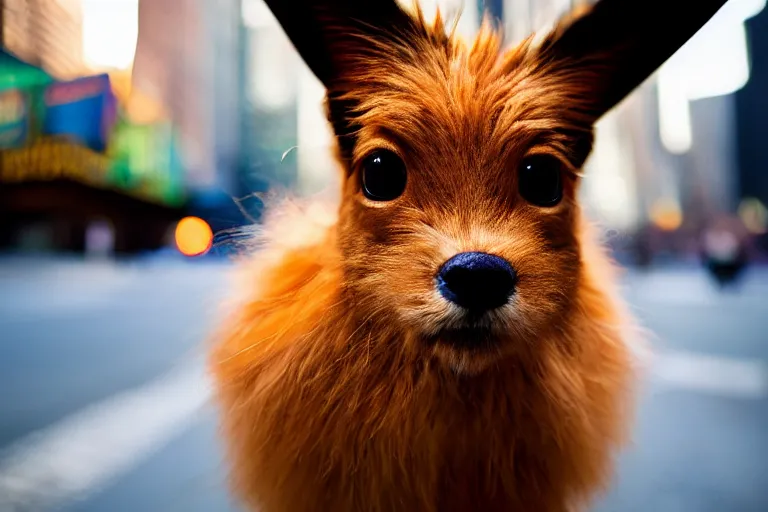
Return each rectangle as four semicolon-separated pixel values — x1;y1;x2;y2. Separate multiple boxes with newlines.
0;255;766;512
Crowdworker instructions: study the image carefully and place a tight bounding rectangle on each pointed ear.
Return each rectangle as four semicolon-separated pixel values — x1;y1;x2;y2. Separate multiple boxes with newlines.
263;1;425;162
262;0;418;89
538;0;728;122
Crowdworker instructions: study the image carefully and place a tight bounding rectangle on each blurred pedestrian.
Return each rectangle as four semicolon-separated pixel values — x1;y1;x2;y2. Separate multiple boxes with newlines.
700;215;750;289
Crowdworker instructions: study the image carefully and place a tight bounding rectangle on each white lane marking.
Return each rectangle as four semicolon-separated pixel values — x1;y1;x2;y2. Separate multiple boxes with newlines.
652;350;768;399
0;359;212;512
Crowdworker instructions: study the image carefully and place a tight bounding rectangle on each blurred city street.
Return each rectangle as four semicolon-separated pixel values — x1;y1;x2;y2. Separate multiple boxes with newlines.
2;0;768;510
0;256;766;512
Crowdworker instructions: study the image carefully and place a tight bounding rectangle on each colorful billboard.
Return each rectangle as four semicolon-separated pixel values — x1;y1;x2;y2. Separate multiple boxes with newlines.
43;74;117;153
0;52;185;208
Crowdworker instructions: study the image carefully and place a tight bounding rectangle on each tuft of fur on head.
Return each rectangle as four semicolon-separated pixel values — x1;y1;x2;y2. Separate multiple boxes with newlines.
210;0;726;510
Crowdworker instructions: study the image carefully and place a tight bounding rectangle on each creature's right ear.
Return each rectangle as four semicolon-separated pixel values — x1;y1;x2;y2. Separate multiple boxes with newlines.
263;0;418;89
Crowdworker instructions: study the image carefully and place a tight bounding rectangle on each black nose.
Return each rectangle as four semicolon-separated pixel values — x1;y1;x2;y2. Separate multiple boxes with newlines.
436;252;517;312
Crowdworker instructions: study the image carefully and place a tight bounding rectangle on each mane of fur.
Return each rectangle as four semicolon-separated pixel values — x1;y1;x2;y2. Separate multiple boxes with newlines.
211;8;636;512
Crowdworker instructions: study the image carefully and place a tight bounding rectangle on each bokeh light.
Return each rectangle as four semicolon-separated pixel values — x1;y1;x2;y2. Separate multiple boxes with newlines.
738;197;768;234
650;198;684;232
174;216;213;257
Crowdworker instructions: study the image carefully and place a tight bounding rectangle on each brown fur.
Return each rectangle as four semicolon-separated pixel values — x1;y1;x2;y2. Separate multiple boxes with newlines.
210;6;642;512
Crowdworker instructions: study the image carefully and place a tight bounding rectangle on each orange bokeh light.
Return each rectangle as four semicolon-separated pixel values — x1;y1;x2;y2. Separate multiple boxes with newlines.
649;198;683;232
175;216;213;256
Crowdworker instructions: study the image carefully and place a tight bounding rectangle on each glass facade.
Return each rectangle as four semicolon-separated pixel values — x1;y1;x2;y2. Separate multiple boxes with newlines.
2;0;85;78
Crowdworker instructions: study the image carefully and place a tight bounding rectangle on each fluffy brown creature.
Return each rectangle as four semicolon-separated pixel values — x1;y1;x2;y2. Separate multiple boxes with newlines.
210;1;726;511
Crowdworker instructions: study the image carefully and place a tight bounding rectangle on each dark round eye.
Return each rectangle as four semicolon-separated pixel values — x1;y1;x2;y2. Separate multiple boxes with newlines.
361;149;407;201
518;155;563;207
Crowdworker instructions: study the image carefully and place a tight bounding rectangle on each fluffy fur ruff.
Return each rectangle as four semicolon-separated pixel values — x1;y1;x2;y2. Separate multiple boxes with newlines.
211;199;635;512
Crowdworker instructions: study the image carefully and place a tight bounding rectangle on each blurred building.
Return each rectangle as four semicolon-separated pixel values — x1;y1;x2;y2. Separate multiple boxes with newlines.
239;0;301;196
737;6;768;214
206;0;241;198
735;2;768;250
132;0;239;195
130;0;250;236
1;0;85;79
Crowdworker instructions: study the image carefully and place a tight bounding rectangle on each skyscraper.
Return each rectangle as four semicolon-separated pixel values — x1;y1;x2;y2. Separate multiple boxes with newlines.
131;0;211;189
2;0;85;78
130;0;242;197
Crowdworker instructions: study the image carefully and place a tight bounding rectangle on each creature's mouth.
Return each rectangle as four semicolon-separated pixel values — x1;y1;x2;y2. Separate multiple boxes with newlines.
425;323;505;375
425;325;498;352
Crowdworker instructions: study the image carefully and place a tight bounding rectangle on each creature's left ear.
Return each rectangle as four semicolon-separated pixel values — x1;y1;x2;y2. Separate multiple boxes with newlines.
538;0;728;122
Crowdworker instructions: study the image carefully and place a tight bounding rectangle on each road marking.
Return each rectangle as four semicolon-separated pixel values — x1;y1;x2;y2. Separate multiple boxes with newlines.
0;358;212;512
653;350;768;399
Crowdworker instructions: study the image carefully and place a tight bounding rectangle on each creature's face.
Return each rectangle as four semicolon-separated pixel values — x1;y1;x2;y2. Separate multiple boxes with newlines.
262;0;728;373
335;31;592;372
